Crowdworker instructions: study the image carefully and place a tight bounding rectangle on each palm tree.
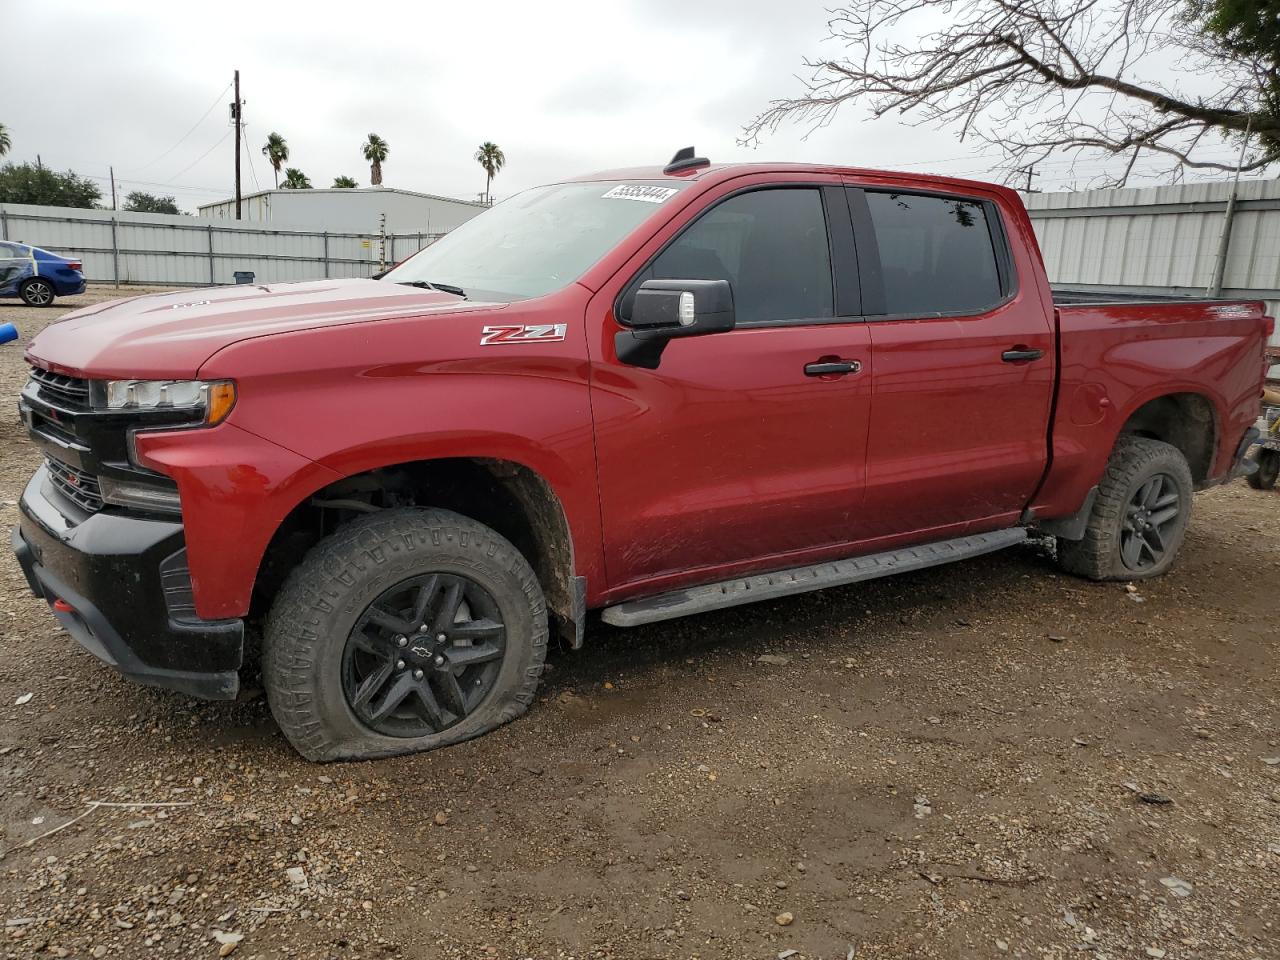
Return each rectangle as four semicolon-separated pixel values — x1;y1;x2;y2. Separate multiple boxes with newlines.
362;134;389;186
261;132;289;188
332;175;358;188
280;168;312;189
474;142;505;204
0;123;10;157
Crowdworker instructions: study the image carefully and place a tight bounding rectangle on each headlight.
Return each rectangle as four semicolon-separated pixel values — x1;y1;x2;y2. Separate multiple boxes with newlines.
100;379;236;425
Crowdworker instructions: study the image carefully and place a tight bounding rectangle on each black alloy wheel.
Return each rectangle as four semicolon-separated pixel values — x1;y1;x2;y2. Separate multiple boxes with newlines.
265;508;547;761
1055;436;1193;581
342;573;506;737
1118;472;1181;572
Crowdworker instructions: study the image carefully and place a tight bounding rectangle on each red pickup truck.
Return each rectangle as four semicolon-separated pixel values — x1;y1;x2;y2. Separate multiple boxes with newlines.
12;150;1271;761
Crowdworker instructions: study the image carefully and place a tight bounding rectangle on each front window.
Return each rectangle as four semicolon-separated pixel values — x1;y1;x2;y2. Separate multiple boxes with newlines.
635;187;834;324
382;180;689;301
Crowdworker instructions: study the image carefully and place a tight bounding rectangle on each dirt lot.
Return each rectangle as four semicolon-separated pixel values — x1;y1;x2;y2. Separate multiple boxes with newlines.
1;287;1277;960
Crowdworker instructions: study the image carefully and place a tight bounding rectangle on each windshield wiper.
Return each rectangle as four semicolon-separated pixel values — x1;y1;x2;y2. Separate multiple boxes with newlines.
397;280;467;298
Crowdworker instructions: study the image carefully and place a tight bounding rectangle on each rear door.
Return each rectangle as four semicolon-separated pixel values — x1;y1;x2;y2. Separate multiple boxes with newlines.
587;177;875;590
0;242;31;295
847;184;1055;540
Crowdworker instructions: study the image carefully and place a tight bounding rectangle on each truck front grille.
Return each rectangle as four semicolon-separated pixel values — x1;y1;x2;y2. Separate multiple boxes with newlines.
28;367;91;412
45;457;104;513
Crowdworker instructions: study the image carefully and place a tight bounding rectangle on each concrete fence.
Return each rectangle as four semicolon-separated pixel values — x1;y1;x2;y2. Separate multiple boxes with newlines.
0;202;444;287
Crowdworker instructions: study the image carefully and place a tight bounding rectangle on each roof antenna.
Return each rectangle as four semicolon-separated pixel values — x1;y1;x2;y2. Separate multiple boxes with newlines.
664;146;710;175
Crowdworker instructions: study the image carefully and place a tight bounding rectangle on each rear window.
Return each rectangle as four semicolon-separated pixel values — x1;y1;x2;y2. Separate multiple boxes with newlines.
865;192;1003;315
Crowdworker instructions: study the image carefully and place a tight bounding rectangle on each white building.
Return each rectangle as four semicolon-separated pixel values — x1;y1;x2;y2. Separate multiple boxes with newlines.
197;186;487;235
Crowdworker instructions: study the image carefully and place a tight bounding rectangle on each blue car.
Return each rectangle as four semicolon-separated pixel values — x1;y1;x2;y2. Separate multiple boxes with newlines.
0;241;86;306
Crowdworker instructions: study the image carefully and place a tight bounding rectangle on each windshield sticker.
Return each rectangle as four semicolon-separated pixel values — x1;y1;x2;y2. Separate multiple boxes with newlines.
602;184;679;204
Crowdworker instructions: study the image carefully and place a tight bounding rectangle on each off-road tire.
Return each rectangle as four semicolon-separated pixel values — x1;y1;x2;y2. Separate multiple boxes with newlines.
1246;448;1279;490
264;508;547;761
1056;436;1193;581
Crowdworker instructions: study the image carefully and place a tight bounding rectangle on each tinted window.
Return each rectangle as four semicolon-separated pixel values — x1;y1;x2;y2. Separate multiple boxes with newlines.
865;192;1002;315
644;188;833;324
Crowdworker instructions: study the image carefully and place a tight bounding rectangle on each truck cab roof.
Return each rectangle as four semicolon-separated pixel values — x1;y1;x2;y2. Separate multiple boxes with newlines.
565;158;1021;202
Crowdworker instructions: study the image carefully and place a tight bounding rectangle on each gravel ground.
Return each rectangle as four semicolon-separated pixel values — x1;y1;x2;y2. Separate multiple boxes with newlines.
1;287;1278;960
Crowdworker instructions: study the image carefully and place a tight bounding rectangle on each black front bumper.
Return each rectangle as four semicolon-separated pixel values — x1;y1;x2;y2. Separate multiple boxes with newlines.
12;467;243;700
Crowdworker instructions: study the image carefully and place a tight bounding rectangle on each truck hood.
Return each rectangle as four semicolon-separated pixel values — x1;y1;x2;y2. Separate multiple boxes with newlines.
26;278;503;379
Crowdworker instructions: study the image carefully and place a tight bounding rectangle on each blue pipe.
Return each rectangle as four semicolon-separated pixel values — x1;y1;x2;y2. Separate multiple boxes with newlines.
0;323;17;346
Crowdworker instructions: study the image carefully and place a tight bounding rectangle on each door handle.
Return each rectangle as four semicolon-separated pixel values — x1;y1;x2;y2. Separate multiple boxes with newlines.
1001;347;1044;363
804;359;861;377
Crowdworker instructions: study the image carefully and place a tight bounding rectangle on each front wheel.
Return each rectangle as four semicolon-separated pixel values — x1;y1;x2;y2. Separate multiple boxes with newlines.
1056;436;1193;581
19;278;55;307
264;508;548;761
1246;448;1279;490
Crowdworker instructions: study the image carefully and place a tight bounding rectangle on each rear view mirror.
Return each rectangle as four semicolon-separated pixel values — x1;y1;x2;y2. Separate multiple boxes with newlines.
616;279;735;368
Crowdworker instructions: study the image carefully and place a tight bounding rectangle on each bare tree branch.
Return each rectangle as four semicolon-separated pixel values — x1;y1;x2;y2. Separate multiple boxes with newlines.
741;0;1280;187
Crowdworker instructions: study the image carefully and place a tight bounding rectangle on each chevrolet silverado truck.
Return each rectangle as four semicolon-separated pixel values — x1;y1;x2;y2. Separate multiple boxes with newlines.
12;149;1272;761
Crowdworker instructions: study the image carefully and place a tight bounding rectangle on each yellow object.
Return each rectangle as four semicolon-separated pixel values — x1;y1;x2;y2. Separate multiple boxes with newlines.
207;382;237;425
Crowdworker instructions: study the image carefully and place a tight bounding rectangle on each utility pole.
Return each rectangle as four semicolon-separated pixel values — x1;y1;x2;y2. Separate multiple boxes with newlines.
1208;116;1252;298
231;69;243;220
109;165;117;210
378;212;387;272
1019;165;1039;193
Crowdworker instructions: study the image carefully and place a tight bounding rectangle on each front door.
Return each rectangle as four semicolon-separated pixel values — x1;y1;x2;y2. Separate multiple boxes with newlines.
848;185;1056;541
588;179;875;591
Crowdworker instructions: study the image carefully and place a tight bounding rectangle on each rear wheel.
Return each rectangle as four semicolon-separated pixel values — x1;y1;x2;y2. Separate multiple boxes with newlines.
264;508;547;761
19;278;55;307
1246;448;1279;490
1057;436;1193;581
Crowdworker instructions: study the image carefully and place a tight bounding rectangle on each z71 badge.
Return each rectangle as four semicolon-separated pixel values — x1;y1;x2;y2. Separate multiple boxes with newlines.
480;324;568;345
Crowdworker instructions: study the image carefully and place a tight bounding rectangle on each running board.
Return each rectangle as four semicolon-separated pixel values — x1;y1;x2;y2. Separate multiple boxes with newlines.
601;528;1028;628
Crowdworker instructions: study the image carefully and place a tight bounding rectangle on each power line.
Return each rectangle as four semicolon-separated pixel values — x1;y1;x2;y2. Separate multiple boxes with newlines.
917;154;1249;180
242;123;262;192
879;143;1250;177
914;151;1256;183
877;151;989;169
163;130;233;183
80;172;229;195
131;81;233;175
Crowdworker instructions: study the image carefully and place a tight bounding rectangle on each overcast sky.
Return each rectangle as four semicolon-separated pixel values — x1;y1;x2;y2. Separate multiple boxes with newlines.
1;0;1244;213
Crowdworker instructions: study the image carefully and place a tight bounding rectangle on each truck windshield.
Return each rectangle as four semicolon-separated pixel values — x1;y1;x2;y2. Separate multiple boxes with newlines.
381;180;689;301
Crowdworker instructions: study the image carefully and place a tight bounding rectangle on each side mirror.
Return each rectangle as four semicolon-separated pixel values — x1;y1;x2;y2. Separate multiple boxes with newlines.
615;279;735;368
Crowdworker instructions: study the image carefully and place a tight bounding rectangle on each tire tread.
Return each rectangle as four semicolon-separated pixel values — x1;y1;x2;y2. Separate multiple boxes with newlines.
263;508;547;761
1057;436;1193;581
